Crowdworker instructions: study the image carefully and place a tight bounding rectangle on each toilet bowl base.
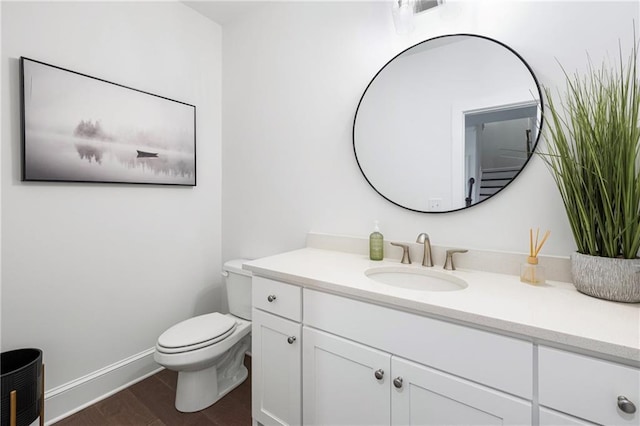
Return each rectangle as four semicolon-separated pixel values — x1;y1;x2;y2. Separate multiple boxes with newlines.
175;364;248;412
174;334;250;412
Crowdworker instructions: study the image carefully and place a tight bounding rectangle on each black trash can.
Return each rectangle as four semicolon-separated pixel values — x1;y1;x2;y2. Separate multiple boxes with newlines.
1;349;43;426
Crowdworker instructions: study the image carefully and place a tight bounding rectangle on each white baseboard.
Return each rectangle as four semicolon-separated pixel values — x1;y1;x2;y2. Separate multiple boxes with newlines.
44;347;162;425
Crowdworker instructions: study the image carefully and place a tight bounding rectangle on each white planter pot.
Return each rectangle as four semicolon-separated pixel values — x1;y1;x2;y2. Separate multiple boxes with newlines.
571;252;640;303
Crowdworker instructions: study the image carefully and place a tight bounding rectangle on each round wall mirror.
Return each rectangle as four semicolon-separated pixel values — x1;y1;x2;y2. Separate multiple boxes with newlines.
353;34;543;213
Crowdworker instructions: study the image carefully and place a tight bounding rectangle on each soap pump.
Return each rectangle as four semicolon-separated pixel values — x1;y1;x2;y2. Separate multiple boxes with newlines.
369;221;384;261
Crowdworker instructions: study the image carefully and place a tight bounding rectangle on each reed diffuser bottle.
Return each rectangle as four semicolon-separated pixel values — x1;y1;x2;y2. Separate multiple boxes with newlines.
521;228;550;285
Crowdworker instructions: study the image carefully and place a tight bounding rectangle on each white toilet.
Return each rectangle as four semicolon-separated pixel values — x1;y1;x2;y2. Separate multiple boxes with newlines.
154;259;252;413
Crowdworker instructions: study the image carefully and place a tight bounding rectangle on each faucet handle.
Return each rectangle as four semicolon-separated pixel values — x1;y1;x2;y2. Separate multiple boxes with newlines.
390;242;411;264
444;249;468;270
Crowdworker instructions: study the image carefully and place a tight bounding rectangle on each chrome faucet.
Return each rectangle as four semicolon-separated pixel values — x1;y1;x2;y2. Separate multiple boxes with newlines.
416;233;433;267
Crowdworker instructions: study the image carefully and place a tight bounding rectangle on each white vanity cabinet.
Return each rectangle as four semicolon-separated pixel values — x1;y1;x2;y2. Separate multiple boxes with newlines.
251;277;302;426
302;288;533;426
250;273;638;426
303;326;531;426
538;346;639;426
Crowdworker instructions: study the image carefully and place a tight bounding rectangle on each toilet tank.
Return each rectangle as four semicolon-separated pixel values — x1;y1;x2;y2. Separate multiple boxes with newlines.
223;259;252;320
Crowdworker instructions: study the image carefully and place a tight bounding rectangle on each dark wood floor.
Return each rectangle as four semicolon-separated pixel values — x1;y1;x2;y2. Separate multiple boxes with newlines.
54;356;252;425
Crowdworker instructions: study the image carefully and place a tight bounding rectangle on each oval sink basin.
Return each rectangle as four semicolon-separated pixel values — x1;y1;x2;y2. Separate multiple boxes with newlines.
365;266;468;292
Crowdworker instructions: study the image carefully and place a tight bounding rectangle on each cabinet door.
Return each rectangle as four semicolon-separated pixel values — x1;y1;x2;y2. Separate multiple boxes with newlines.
539;346;640;426
391;356;531;426
252;308;301;426
539;408;597;425
303;327;391;426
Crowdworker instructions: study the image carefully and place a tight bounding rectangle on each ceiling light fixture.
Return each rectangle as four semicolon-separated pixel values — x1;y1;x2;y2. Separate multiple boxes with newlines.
392;0;445;35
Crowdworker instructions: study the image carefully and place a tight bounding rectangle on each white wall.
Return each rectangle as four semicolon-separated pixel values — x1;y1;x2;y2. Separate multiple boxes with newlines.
1;0;222;397
222;0;639;260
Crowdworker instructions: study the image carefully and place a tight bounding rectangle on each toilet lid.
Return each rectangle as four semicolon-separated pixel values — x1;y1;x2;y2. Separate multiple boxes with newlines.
157;313;236;351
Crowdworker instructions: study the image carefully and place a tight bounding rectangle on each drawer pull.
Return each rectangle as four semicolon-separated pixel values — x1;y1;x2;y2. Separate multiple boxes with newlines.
618;396;637;414
267;295;277;302
393;377;403;389
374;369;384;380
287;336;296;344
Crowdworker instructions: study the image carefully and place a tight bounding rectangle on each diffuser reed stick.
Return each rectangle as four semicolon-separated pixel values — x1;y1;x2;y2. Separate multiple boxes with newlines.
521;228;550;284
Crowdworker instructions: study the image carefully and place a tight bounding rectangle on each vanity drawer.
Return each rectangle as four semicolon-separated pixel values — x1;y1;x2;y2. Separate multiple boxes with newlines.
303;288;533;399
539;346;640;425
252;276;302;321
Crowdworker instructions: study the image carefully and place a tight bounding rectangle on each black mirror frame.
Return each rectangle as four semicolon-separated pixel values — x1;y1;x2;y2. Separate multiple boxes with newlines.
352;33;544;214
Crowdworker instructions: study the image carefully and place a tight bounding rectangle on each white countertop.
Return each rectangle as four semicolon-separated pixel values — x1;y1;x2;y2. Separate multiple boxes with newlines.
244;247;640;364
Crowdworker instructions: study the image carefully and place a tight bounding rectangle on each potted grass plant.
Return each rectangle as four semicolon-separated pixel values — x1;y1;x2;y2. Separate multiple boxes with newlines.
542;41;640;303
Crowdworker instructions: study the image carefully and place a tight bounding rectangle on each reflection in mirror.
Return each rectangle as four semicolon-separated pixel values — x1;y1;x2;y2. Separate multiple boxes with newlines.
353;34;542;213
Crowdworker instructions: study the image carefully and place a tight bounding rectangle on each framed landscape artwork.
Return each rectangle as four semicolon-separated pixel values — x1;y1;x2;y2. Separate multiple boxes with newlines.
20;57;196;186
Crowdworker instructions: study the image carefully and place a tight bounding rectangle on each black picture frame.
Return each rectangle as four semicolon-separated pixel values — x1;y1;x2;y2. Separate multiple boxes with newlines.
20;57;197;186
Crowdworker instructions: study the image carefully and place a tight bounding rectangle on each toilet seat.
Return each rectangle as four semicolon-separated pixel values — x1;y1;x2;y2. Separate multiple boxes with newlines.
157;313;237;354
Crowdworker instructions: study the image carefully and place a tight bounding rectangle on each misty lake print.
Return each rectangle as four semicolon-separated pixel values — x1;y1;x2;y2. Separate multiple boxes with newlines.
25;130;195;184
21;58;196;185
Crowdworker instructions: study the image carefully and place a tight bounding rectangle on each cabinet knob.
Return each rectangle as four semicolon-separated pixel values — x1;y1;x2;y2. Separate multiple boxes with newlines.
393;377;403;389
267;295;277;302
374;369;384;380
287;336;296;344
618;396;637;414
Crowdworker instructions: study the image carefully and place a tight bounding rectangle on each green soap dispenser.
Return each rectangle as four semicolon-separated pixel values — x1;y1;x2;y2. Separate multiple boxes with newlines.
369;221;384;261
